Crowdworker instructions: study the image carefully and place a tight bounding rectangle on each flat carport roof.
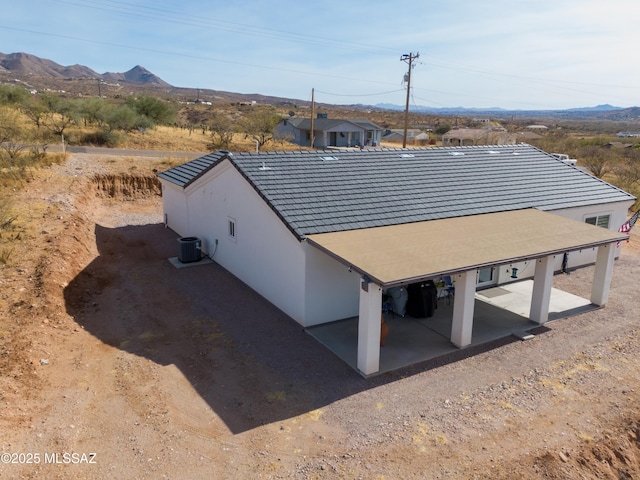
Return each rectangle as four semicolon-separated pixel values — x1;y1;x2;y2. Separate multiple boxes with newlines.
306;208;628;287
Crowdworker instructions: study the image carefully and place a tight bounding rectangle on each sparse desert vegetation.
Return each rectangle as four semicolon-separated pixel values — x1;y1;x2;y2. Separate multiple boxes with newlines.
1;78;640;478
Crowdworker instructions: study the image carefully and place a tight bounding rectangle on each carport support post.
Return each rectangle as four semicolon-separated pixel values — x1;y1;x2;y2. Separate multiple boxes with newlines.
357;280;382;376
450;270;477;348
530;255;554;324
591;243;616;306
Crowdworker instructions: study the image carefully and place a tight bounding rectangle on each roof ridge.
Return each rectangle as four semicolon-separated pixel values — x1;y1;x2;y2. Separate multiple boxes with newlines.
158;145;635;240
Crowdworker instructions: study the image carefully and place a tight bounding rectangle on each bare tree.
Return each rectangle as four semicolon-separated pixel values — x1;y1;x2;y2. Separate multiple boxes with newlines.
0;106;30;162
19;96;48;129
240;107;283;149
580;146;611;178
40;94;78;137
206;112;234;150
614;149;640;193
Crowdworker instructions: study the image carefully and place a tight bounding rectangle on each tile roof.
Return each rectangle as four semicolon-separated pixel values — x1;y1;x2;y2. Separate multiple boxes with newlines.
158;144;636;240
284;117;382;131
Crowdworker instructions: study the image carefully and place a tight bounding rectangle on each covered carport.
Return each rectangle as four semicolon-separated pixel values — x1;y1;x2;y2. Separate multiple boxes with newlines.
307;209;628;376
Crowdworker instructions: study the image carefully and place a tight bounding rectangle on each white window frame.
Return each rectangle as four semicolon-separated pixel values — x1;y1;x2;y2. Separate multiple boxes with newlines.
584;214;610;229
476;267;497;287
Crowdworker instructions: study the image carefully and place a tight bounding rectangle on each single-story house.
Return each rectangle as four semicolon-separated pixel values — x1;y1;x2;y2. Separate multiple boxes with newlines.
275;116;383;148
442;128;517;146
526;125;549;131
158;144;634;376
382;129;431;145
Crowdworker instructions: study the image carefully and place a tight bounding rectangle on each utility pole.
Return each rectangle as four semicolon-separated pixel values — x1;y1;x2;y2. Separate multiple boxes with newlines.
310;88;315;148
401;52;419;148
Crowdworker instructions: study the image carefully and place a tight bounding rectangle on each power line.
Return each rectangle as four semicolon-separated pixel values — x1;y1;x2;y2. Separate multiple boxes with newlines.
55;0;400;57
0;25;400;89
314;89;404;97
419;54;637;91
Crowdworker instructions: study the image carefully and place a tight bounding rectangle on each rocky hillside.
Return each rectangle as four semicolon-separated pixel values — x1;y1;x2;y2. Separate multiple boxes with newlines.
0;52;170;86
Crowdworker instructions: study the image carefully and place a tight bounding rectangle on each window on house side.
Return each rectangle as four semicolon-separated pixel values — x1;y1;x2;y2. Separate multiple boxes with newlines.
585;214;610;229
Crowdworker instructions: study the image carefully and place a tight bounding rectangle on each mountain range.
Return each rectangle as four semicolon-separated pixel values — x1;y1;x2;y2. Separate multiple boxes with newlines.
0;52;170;86
1;52;638;119
374;102;626;115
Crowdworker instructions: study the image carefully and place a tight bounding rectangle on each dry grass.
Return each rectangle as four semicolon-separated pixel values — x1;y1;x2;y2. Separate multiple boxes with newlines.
121;126;210;152
88;125;307;153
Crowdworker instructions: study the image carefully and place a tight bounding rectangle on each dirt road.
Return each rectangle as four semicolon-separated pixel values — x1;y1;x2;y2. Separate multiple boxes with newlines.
0;153;638;479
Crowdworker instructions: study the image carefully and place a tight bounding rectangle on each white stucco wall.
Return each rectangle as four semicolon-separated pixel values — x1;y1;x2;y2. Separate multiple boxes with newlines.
162;160;308;324
160;181;189;235
549;202;632;267
302;242;360;326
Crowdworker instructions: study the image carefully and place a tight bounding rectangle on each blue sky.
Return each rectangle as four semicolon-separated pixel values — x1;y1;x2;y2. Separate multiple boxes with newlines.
1;0;638;110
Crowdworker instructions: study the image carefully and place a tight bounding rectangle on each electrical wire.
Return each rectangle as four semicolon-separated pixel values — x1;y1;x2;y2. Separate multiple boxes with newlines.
8;1;633;107
53;0;399;56
0;25;400;89
314;89;404;98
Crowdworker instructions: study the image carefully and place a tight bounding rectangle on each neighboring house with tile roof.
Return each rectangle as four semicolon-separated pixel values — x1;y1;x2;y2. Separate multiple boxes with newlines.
158;144;634;375
275;116;383;148
442;128;517;146
382;129;431;145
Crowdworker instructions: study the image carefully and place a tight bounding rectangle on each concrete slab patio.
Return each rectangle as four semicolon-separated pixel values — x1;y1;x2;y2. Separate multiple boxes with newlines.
306;280;598;375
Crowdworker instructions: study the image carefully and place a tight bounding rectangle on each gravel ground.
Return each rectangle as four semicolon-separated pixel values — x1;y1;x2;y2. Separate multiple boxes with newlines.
0;153;638;479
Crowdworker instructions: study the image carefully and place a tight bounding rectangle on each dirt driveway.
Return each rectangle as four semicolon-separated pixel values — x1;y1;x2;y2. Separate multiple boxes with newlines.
0;153;639;479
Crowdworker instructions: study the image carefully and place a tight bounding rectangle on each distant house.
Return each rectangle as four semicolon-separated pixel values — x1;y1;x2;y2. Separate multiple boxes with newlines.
158;144;633;375
442;128;517;146
382;129;430;145
525;124;549;131
275;115;383;148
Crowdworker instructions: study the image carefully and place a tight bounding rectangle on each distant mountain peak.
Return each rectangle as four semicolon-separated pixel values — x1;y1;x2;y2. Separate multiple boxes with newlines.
102;63;169;86
0;52;171;86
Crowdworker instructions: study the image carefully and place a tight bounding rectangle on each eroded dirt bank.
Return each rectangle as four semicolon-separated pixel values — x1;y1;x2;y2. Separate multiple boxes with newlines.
0;153;639;479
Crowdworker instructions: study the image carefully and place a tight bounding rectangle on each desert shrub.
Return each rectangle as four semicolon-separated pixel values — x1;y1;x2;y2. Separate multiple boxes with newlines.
434;124;452;135
0;85;30;105
0;193;16;264
239;106;283;149
126;95;176;126
0;247;13;264
206;112;235;150
81;129;122;147
33;151;66;168
0;194;17;236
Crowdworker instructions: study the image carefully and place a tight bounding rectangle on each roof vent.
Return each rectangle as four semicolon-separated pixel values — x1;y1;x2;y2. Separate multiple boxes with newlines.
487;150;500;154
258;162;271;171
320;156;339;161
399;153;415;158
449;151;465;156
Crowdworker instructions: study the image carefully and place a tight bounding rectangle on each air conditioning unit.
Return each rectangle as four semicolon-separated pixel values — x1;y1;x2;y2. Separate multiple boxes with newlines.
177;237;202;263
